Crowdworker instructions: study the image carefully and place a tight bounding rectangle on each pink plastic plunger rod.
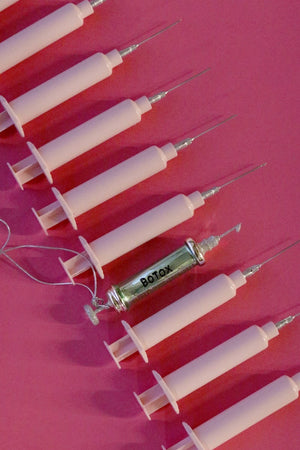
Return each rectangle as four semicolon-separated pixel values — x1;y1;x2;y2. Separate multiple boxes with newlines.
0;0;19;13
0;1;96;74
104;271;247;368
0;50;122;137
164;373;300;450
60;191;204;279
134;322;279;419
7;96;152;189
32;143;178;233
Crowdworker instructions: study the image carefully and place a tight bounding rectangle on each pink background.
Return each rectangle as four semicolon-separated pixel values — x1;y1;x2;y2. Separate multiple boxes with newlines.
0;0;299;449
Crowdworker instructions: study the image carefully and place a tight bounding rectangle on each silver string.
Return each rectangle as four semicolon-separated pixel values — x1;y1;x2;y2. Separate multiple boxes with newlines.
0;218;101;303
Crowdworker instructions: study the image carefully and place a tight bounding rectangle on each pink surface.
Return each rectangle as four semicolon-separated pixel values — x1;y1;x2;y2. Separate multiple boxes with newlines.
0;1;299;449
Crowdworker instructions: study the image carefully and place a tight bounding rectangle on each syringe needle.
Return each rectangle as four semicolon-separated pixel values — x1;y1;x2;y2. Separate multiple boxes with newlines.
90;0;108;8
260;240;300;267
148;68;211;104
165;71;211;95
199;223;242;254
243;239;300;278
276;312;300;330
119;20;181;57
218;223;242;239
175;115;237;151
201;163;267;200
218;163;267;190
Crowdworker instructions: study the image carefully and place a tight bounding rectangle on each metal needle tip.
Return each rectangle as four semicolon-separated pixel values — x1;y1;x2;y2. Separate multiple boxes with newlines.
219;163;267;190
175;115;237;151
149;68;211;104
259;239;300;267
90;0;108;8
120;20;181;57
243;239;300;278
138;20;181;45
201;163;267;200
276;312;300;330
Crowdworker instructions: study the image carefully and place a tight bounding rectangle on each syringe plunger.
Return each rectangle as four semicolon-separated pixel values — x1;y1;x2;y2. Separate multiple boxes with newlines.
104;269;246;366
134;322;279;419
32;143;178;233
8;96;152;188
60;192;204;281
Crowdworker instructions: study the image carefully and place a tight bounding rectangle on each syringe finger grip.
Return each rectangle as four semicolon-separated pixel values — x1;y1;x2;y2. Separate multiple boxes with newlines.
136;323;279;418
61;192;204;280
62;144;177;217
176;374;300;450
133;272;246;351
3;51;122;129
0;2;94;74
0;0;19;13
35;97;152;171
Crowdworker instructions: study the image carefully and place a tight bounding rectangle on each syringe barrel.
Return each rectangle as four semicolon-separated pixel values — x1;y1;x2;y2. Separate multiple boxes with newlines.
105;271;246;367
131;271;246;351
107;239;204;312
34;96;152;172
0;2;94;74
163;323;279;403
175;374;300;450
86;192;204;269
0;0;19;13
62;143;177;218
61;192;205;280
1;50;122;132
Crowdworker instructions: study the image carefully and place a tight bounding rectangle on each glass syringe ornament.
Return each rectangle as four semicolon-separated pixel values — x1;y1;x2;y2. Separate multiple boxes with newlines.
0;0;19;13
134;314;299;419
105;240;300;367
7;70;210;189
0;21;180;137
0;1;108;75
84;224;241;326
32;116;236;234
59;164;264;281
163;371;300;450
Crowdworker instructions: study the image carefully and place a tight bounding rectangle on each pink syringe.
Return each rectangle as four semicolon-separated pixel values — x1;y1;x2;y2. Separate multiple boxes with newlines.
134;313;300;419
59;164;265;281
163;372;300;450
8;70;210;189
0;1;108;74
104;240;300;365
0;21;180;137
32;116;235;234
